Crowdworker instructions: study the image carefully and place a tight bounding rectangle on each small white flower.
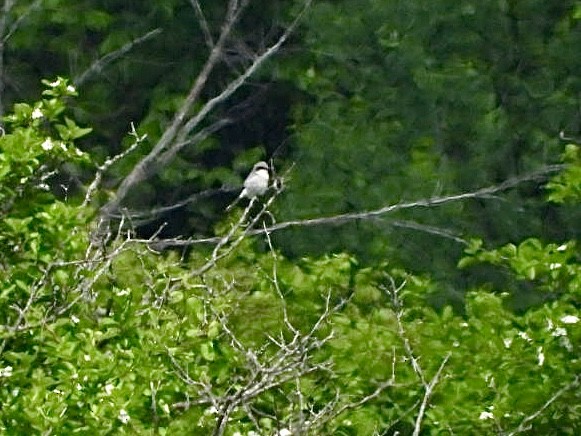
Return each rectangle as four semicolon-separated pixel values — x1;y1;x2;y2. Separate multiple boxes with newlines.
552;327;567;337
60;142;68;152
277;430;292;436
537;347;545;366
518;331;532;342
76;383;82;391
556;244;567;251
205;406;218;415
232;432;242;436
479;411;494;420
11;388;19;397
71;315;80;324
104;384;114;395
31;108;43;119
559;336;573;352
116;289;130;297
0;366;13;377
118;408;130;424
49;79;61;87
460;322;469;327
84;354;91;362
452;341;460;347
53;389;63;395
561;315;579;324
503;338;512;348
549;263;562;270
66;85;76;93
546;318;554;331
41;138;54;151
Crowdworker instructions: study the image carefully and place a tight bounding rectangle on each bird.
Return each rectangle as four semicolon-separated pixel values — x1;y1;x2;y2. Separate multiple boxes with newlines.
226;161;269;211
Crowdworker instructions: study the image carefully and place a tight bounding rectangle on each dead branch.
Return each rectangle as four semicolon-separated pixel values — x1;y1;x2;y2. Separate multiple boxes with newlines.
506;375;580;436
74;28;162;87
168;290;344;436
189;0;214;50
100;0;313;219
0;0;44;119
83;122;146;207
131;164;563;248
383;275;452;436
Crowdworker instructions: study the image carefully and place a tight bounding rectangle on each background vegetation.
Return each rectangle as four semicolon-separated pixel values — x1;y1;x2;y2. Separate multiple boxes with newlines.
0;0;579;434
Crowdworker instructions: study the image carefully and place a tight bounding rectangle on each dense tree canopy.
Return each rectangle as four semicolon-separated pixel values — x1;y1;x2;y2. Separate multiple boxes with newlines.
0;1;579;434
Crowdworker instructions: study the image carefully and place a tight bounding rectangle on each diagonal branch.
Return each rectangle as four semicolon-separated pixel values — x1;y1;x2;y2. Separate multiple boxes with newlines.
74;28;162;87
132;164;563;248
0;0;43;119
383;275;452;436
506;376;580;436
413;353;450;436
252;164;564;234
100;0;248;218
2;0;43;45
190;0;214;49
100;0;313;218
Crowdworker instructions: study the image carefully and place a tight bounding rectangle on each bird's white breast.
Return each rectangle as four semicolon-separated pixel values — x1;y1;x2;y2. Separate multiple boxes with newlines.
243;168;269;198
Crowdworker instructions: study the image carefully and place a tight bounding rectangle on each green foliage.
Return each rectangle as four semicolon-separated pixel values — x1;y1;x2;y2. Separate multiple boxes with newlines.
460;238;580;299
547;144;581;203
273;0;581;281
0;1;580;434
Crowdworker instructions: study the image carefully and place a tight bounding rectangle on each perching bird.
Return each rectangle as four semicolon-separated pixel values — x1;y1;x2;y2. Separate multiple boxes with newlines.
226;161;269;211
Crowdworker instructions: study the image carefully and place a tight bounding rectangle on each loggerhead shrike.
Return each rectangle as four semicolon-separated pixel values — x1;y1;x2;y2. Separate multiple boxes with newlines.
226;161;269;211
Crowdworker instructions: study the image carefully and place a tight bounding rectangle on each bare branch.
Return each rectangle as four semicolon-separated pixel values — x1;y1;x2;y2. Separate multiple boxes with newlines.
169;287;344;435
2;0;42;45
264;221;299;336
413;353;451;436
382;275;452;436
190;0;214;49
101;0;313;218
101;0;248;217
74;28;162;87
156;117;233;170
390;219;469;245
109;187;235;225
506;376;580;436
245;164;563;235
189;185;282;277
383;276;425;386
131;164;563;248
83;122;146;207
0;0;15;119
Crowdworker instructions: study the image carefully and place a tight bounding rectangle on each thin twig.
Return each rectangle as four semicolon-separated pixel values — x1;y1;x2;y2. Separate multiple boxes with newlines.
2;0;43;44
130;164;563;247
74;28;162;87
101;0;248;217
506;376;579;436
190;0;214;49
100;0;313;218
83;122;146;207
413;353;451;436
383;275;452;436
